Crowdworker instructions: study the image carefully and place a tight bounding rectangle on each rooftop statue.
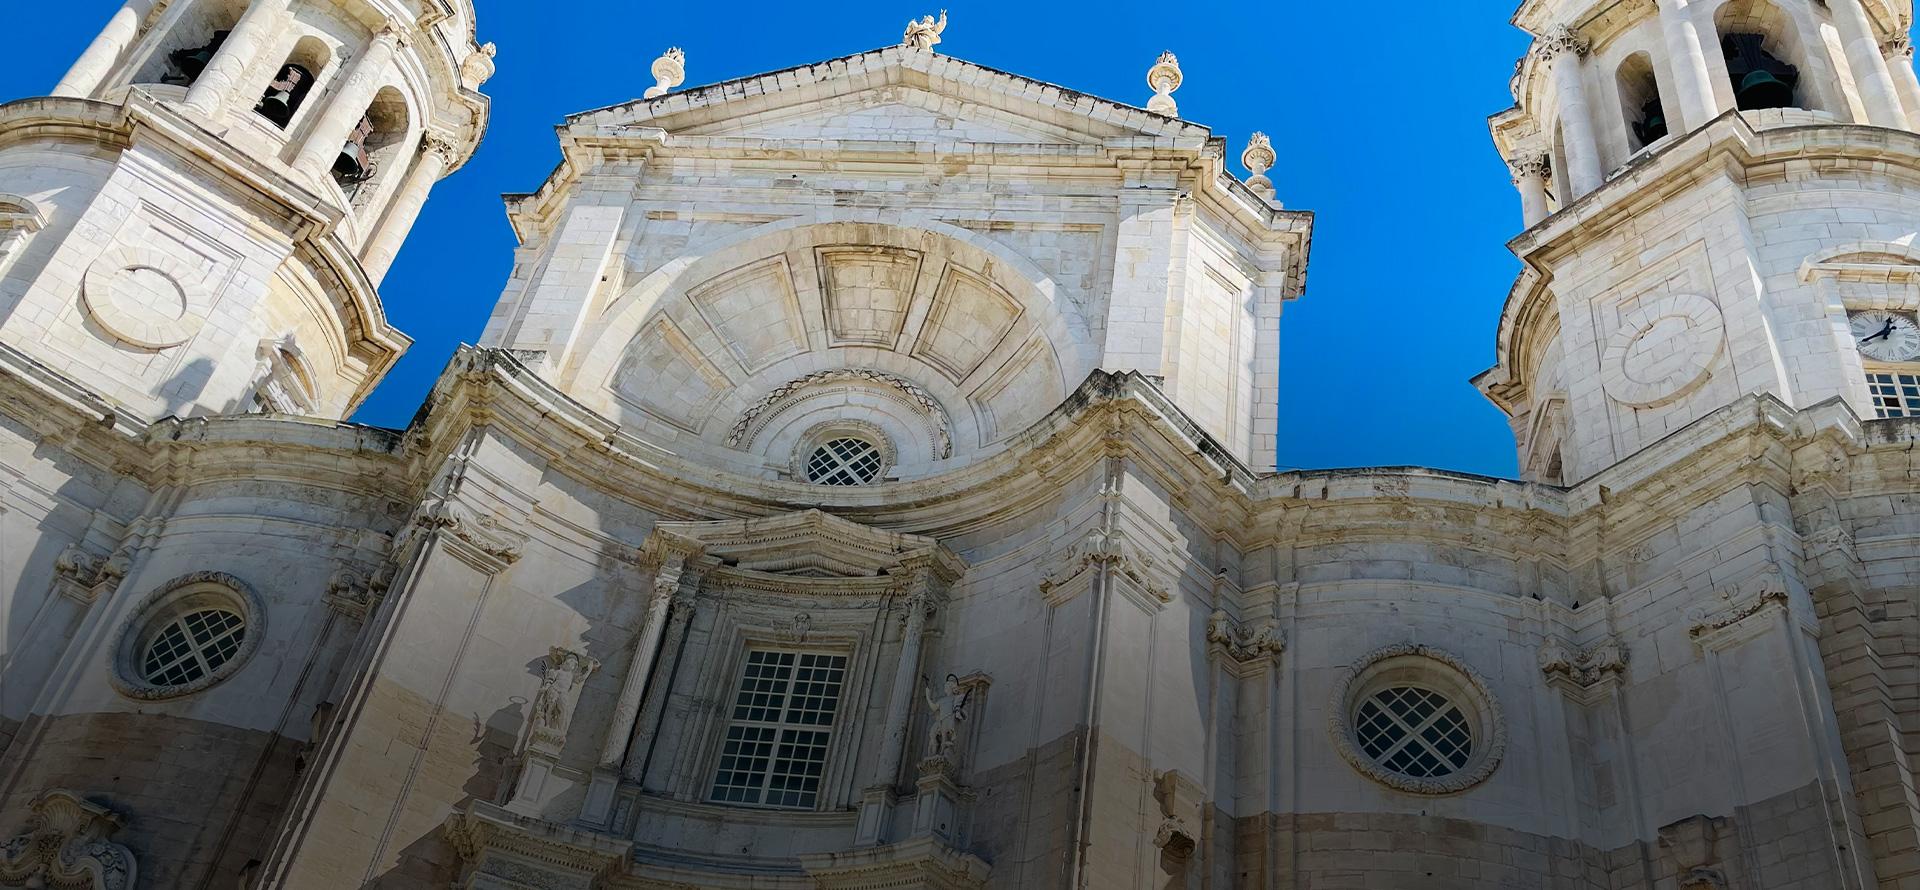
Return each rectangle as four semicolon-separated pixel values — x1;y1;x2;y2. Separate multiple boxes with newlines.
904;10;947;51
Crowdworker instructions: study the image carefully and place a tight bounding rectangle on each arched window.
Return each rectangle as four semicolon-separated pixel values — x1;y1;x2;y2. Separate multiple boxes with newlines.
333;87;413;204
1716;0;1805;111
254;37;331;129
1617;53;1667;152
132;0;244;87
248;334;318;415
0;194;45;276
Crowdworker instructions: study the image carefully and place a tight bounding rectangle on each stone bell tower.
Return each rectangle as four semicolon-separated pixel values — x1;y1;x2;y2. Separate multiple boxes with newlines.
0;0;493;422
1478;0;1920;485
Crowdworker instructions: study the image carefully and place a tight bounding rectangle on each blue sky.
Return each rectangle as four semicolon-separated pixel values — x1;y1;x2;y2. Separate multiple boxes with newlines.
6;2;1548;476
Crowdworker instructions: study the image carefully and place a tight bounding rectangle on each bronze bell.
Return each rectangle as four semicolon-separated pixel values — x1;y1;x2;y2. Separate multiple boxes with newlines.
165;30;229;85
1737;69;1795;110
254;64;312;128
1634;98;1668;146
333;116;376;183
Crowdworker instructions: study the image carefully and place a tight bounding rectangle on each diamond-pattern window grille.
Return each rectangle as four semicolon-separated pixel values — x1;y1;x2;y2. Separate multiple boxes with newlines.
141;608;247;687
710;650;849;809
1868;372;1920;418
805;438;883;486
1354;686;1473;779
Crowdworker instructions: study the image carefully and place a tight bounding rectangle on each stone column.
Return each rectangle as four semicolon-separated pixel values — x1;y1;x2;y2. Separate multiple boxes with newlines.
1543;26;1604;198
619;581;701;783
1886;37;1920;127
361;134;456;282
183;0;292;116
874;569;936;791
1511;154;1552;227
581;542;703;824
1831;0;1908;128
53;0;160;98
1655;0;1722;130
292;26;404;176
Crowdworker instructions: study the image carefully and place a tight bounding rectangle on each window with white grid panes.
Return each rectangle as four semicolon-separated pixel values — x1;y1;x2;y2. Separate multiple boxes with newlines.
1868;371;1920;418
709;650;849;809
1353;685;1474;779
141;608;247;687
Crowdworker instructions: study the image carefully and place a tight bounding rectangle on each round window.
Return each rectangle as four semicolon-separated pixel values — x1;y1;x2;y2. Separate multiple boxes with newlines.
1330;644;1505;795
806;437;885;486
1353;686;1473;778
110;572;265;701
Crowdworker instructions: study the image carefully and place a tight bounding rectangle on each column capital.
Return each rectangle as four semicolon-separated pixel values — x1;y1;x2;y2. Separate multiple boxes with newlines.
1539;25;1590;61
1509;153;1552;182
1885;34;1914;59
420;132;463;167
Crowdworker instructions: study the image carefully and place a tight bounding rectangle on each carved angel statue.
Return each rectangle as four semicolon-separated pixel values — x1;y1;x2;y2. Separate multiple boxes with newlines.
530;648;596;745
923;672;970;759
904;10;948;51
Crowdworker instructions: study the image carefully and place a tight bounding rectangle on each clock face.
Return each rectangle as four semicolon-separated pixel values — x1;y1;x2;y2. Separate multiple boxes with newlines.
1851;310;1920;363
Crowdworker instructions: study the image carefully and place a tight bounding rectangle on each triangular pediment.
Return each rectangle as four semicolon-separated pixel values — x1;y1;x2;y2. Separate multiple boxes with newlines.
682;89;1097;145
650;509;963;579
568;46;1210;146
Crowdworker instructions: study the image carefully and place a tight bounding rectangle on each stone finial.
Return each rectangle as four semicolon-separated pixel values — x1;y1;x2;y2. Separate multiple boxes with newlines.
1146;51;1183;116
644;47;686;100
461;42;497;90
1242;132;1276;201
904;10;947;51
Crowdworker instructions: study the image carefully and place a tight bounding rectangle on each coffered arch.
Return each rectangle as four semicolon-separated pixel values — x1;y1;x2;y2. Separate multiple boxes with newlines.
565;214;1099;476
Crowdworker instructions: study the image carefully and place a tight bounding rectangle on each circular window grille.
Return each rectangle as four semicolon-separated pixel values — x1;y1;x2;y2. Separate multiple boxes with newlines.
109;571;265;702
806;437;884;485
1353;686;1474;779
1329;644;1505;795
141;607;247;687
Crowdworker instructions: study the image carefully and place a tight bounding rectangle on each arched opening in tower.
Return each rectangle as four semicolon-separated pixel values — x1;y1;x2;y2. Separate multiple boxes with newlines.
1617;52;1667;152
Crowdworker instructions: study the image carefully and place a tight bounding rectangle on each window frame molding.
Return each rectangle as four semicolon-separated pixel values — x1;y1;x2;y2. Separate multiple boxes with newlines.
1328;643;1506;796
108;571;266;702
655;581;885;813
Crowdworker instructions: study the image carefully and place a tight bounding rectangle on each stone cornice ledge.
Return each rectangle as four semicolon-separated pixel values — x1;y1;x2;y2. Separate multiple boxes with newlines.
799;836;991;890
420;348;1263;534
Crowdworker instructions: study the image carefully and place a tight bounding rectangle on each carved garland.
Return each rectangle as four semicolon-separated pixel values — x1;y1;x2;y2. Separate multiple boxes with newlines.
727;369;954;459
1327;643;1507;796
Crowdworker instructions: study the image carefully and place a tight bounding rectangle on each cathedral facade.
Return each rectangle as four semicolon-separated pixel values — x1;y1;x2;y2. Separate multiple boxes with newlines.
1;0;1919;887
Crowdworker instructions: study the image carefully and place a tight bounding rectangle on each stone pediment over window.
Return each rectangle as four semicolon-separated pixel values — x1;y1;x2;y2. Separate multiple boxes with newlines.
653;509;963;581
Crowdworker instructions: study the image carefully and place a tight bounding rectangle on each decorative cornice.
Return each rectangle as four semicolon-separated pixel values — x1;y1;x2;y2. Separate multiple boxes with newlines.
446;801;632;886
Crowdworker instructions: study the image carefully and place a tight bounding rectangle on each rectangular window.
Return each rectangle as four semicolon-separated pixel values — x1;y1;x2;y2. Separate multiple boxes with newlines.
1868;372;1920;418
709;649;848;809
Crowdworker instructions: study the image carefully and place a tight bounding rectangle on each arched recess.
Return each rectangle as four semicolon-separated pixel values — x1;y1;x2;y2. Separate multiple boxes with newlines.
1617;52;1668;153
1712;0;1831;114
0;193;47;276
253;36;332;130
566;214;1099;472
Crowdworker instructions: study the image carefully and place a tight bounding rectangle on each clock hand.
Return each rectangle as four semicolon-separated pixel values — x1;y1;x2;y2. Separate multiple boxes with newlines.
1864;320;1896;343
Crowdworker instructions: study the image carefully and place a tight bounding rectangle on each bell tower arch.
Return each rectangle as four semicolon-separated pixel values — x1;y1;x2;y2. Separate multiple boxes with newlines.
1481;0;1920;482
0;0;494;421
